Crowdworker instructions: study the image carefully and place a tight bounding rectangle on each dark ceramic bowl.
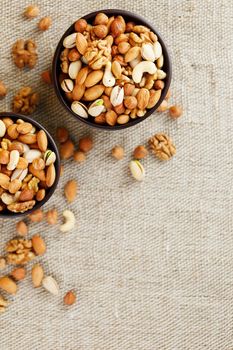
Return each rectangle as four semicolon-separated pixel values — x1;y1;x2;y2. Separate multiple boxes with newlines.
0;112;60;218
52;9;172;130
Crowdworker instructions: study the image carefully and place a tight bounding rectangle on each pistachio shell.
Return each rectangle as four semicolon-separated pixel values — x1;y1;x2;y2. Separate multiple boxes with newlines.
88;99;105;117
71;101;88;118
63;33;77;48
129;160;145;181
44;150;56;166
68;60;82;79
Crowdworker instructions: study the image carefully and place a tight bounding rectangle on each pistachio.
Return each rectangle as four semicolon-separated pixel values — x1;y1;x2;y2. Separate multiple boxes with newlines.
129;160;145;181
63;33;77;48
61;79;74;93
110;86;124;107
71;101;88;118
24;149;42;163
44;150;56;166
68;60;82;79
88;99;105;117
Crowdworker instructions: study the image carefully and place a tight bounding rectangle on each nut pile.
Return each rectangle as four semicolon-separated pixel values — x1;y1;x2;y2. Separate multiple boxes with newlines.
12;86;39;115
59;12;168;126
0;116;57;213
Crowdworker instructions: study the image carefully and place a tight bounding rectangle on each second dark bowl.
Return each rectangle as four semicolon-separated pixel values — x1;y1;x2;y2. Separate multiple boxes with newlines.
52;9;172;130
0;112;60;218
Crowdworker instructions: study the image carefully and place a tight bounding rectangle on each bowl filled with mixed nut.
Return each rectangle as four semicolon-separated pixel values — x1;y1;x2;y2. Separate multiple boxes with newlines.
52;9;171;130
0;112;60;217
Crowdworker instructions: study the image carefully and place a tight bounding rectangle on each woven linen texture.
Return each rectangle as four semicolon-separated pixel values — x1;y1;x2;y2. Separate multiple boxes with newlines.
0;0;233;349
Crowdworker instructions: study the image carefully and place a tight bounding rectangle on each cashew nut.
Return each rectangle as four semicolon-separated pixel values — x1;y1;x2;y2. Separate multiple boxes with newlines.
24;149;42;163
132;61;157;84
11;168;28;182
153;41;162;60
103;62;116;87
60;210;76;233
110;86;124;107
7;150;20;171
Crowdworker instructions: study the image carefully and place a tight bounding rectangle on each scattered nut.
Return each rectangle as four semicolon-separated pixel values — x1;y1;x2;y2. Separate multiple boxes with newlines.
149;133;176;161
46;209;58;225
38;16;52;31
111;145;124;160
6;238;35;265
60;210;75;233
129;160;145;181
74;151;86;163
0;276;17;295
12;86;39;115
16;221;28;236
64;180;77;203
78;136;93;152
60;139;74;159
41;70;52;85
11;267;26;281
12;39;38;69
31;234;46;256
24;5;39;19
64;290;76;306
31;263;44;287
28;209;44;222
133;145;148;159
169;105;183;119
42;275;59;295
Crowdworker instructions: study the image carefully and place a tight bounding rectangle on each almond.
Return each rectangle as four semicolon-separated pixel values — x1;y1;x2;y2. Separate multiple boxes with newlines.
124;47;140;63
46;164;56;187
36;189;46;201
11;267;26;281
60;140;74;159
85;70;104;88
64;180;77;203
9;179;21;194
32;234;46;255
37;130;48;152
83;85;105;101
111;60;122;79
64;290;76;305
16;157;28;169
137;88;150;110
31;263;44;287
28;164;46;181
0;173;10;189
18;134;37;144
72;83;85;101
75;66;89;85
7;124;19;139
147;89;161;109
19;189;34;202
0;149;10;164
0;276;17;294
16;220;28;236
16;122;32;134
106;110;117;126
76;33;88;55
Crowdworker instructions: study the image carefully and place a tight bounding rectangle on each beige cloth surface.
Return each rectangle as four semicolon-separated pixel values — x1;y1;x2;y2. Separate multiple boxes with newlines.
0;0;233;349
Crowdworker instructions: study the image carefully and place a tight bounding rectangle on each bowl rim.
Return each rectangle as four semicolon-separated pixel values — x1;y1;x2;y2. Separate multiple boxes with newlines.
52;9;172;131
0;112;60;218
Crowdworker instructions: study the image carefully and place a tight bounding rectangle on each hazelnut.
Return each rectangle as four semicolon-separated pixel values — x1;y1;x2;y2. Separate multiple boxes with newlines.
133;145;148;159
74;18;87;33
110;16;126;38
125;21;135;32
78;136;93;153
0;81;7;99
154;80;165;90
11;267;26;281
56;127;69;143
60;139;74;159
16;221;28;236
94;13;108;25
124;96;137;110
74;151;86;163
114;103;125;115
169;105;183;119
38;16;52;31
68;48;81;62
93;24;108;39
118;41;130;54
36;189;46;201
46;209;58;225
24;5;39;19
95;113;106;124
111;145;124;160
41;70;52;85
64;290;76;306
124;83;135;96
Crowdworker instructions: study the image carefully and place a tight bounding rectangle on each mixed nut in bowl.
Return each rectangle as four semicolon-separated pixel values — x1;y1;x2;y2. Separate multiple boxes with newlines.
0;112;60;217
52;9;171;130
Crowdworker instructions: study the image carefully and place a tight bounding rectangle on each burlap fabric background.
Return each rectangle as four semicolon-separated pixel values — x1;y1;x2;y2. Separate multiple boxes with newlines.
0;0;232;349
